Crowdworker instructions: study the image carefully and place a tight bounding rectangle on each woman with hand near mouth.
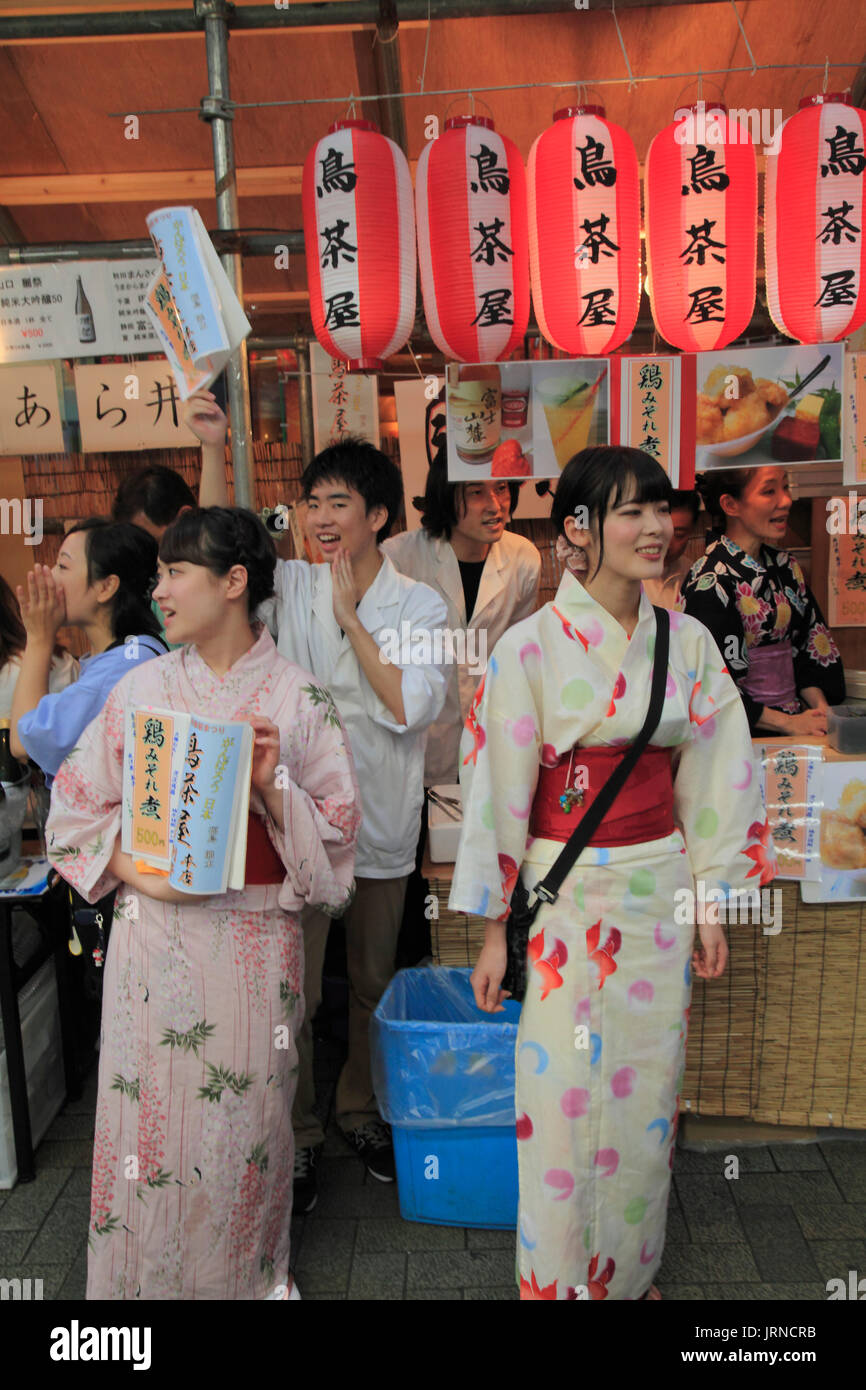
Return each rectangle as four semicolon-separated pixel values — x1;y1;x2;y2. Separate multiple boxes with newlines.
10;520;167;780
682;467;844;736
450;446;775;1301
45;507;360;1300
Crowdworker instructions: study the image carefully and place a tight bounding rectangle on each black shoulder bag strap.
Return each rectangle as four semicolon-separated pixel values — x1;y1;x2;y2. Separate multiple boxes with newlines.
526;604;671;915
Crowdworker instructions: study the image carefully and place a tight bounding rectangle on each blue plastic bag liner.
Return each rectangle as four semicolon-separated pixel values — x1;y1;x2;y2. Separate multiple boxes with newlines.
370;966;521;1129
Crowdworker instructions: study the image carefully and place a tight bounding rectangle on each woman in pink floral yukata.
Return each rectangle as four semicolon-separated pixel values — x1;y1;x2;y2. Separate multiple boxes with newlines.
450;448;777;1302
47;508;360;1300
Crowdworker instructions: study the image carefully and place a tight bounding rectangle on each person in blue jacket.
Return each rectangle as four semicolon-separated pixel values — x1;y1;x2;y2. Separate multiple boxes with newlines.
10;518;167;781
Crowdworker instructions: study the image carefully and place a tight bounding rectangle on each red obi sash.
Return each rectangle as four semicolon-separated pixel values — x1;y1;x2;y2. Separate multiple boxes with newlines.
244;813;285;885
529;745;674;848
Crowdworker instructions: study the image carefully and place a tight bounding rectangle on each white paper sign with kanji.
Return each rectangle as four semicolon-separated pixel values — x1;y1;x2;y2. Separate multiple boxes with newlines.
310;340;379;452
0;364;64;454
74;361;197;452
0;260;161;364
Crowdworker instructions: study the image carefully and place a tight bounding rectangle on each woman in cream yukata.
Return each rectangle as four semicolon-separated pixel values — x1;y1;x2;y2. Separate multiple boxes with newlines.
47;508;360;1300
450;448;777;1302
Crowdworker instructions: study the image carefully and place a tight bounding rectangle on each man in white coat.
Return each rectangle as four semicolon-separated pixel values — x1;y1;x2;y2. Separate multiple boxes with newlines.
266;439;448;1208
382;467;540;788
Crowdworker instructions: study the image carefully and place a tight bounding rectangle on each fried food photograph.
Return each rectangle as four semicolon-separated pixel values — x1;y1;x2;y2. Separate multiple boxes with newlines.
821;809;866;870
696;366;789;449
838;779;866;829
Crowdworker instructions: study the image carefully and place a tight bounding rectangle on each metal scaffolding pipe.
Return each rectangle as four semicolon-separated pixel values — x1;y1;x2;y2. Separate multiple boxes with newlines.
0;0;724;43
294;340;316;469
0;2;571;44
0;231;303;265
373;3;408;156
201;0;253;510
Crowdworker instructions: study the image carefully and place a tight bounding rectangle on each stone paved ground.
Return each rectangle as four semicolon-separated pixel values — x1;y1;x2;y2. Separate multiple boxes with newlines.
2;1034;865;1301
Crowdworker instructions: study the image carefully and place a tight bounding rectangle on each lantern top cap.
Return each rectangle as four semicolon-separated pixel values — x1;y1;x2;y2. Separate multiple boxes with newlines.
327;118;379;133
444;115;495;131
554;105;606;120
798;92;852;109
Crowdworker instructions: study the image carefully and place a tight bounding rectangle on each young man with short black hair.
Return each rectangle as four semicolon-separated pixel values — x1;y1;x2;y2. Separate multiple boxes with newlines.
194;417;448;1206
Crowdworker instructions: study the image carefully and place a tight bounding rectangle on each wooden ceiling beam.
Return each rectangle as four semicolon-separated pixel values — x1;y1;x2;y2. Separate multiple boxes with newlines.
2;151;780;208
245;291;309;307
0;165;309;204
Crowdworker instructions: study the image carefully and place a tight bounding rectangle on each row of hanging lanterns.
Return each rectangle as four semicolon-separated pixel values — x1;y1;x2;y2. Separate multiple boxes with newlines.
302;94;866;370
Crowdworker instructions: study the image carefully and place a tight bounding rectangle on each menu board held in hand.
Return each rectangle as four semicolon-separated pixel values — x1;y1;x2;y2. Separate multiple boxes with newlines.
144;207;251;401
122;706;254;894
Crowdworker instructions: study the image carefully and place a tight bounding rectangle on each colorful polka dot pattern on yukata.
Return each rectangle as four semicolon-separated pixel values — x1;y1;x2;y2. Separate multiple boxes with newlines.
450;574;776;1300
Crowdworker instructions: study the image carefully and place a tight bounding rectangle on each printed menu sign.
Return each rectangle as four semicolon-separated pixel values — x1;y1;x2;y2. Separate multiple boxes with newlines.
844;350;866;485
145;207;251;401
0;260;161;364
611;355;697;487
759;743;823;880
828;502;866;627
122;705;254;895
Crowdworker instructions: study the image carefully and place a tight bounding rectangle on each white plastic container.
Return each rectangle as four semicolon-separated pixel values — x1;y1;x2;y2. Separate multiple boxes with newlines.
427;785;463;863
0;957;66;1188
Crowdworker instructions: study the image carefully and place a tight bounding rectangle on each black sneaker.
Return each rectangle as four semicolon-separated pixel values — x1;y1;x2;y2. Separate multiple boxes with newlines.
293;1144;322;1214
341;1119;396;1183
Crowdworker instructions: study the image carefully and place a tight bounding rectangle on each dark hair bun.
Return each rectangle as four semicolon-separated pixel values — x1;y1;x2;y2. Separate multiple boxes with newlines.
159;507;276;612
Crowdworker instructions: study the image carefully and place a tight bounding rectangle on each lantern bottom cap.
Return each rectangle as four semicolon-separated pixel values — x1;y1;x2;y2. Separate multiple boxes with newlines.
346;357;383;373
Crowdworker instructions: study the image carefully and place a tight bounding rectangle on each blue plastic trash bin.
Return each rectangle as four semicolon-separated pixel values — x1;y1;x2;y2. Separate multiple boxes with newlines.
370;967;521;1228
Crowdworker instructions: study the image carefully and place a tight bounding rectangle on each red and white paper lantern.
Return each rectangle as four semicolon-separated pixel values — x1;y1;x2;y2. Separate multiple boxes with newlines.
645;103;757;351
416;115;529;361
765;93;866;343
303;119;415;372
528;106;641;355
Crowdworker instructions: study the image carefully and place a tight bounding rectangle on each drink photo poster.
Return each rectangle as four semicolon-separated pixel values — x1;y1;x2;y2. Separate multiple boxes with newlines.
445;358;610;482
396;377;553;521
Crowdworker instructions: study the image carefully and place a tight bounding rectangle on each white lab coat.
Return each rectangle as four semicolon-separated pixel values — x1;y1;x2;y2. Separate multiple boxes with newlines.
262;554;448;879
381;528;541;785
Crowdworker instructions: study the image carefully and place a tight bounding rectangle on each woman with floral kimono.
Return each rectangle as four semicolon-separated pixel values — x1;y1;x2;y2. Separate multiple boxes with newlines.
450;448;776;1302
47;508;360;1300
683;466;844;736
